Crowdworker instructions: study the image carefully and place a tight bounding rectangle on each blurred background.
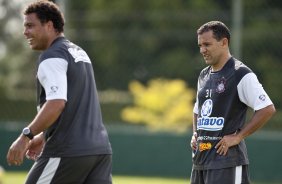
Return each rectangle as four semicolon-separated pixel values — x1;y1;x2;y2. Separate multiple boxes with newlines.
0;0;282;183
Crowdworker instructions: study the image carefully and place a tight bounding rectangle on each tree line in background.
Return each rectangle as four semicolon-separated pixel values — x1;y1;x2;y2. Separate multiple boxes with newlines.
66;0;282;106
0;0;281;131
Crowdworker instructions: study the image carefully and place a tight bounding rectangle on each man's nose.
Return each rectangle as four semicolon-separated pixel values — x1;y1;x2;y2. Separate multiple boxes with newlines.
23;28;28;36
200;47;206;54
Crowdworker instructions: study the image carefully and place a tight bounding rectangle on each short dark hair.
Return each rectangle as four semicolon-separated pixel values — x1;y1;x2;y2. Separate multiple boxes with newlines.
24;0;64;33
197;21;231;45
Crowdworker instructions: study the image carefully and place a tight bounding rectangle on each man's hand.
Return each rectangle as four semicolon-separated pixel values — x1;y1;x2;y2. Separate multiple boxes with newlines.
26;133;45;160
7;135;30;166
215;133;242;156
190;132;198;151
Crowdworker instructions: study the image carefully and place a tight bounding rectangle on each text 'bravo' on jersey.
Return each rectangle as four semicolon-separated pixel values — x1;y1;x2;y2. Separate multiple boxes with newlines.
197;99;225;131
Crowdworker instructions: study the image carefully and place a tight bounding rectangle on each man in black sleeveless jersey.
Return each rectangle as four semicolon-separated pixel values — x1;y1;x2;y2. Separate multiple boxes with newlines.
6;1;112;183
190;21;276;184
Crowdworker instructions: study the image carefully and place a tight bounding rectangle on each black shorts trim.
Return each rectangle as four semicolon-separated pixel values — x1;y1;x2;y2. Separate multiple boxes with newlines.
25;155;112;184
190;165;251;184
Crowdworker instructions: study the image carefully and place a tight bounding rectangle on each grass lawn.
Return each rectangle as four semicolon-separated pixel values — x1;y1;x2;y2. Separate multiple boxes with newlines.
1;172;189;184
1;172;280;184
114;175;188;184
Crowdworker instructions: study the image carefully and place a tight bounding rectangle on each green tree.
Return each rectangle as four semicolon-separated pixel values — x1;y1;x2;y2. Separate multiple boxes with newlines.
121;78;195;132
0;0;36;101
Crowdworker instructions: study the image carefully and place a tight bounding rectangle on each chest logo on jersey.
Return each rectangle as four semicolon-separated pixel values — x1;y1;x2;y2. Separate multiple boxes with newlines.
216;77;226;93
197;99;224;131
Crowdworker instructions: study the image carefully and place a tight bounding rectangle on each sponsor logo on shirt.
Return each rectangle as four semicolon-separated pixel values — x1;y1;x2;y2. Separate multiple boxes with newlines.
197;136;222;141
68;47;91;63
199;142;212;152
197;99;225;131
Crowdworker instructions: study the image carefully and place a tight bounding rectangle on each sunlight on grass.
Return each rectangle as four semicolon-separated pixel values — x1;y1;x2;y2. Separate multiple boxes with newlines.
114;175;188;184
2;172;27;184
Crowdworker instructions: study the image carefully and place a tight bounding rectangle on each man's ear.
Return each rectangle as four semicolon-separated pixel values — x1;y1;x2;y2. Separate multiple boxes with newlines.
46;20;54;31
222;38;229;47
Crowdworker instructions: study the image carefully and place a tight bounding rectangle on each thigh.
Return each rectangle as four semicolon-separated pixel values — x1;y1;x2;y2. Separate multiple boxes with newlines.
84;155;112;184
25;157;56;184
205;165;251;184
26;155;112;184
51;155;112;184
190;169;205;184
241;165;251;184
26;156;85;184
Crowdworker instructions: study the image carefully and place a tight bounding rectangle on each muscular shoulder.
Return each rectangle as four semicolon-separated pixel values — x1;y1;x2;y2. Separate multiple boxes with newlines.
39;37;70;63
199;66;211;79
233;58;253;81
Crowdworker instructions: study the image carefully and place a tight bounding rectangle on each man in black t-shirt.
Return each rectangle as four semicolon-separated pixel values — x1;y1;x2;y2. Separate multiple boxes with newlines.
190;21;275;184
7;1;112;183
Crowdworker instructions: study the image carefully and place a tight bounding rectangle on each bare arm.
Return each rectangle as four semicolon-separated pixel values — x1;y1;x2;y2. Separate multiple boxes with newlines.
190;113;198;150
7;99;65;166
215;104;276;155
28;99;66;135
25;132;45;160
192;113;198;133
237;104;276;139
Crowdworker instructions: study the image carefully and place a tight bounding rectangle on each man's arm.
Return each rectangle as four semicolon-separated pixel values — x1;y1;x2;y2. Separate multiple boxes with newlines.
237;104;276;139
25;132;45;161
215;104;276;155
28;99;65;135
190;113;198;150
6;99;65;166
192;113;198;133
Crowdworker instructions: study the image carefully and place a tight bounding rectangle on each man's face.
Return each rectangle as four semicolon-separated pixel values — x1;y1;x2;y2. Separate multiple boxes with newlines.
198;30;225;66
23;13;50;50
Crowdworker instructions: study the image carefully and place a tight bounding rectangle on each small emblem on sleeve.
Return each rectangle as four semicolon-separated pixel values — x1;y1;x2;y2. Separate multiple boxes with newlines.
48;86;59;96
51;86;58;92
259;94;266;101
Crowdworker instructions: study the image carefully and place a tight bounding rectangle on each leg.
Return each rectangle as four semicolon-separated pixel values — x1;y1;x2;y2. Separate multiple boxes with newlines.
26;155;112;184
241;165;251;184
25;157;61;184
51;155;112;184
190;169;205;184
84;155;112;184
204;165;251;184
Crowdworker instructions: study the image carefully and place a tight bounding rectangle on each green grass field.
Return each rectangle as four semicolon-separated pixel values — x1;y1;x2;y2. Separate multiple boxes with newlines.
1;172;280;184
1;172;188;184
